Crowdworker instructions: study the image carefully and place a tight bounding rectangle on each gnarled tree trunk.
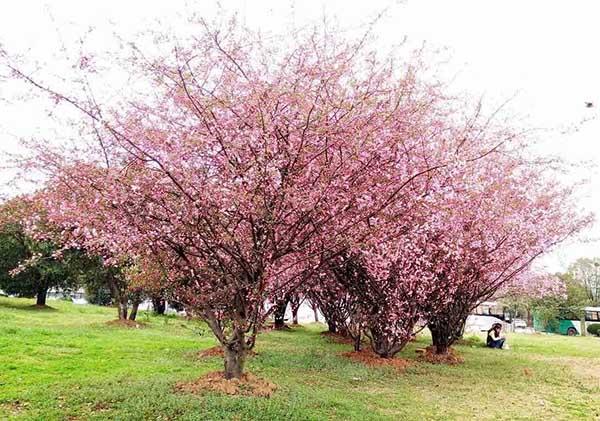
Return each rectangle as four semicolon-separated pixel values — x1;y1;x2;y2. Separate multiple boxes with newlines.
128;299;140;321
203;308;256;380
428;314;468;355
118;298;128;320
289;294;302;325
273;297;289;329
353;331;362;352
224;339;246;380
152;296;166;315
327;318;337;333
369;329;404;358
107;276;128;320
310;301;319;322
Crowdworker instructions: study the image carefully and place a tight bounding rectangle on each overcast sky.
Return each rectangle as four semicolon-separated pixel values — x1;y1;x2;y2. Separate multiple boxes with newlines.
0;0;599;271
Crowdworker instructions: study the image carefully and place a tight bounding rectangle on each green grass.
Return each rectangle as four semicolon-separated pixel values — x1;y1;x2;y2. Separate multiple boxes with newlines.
1;297;599;420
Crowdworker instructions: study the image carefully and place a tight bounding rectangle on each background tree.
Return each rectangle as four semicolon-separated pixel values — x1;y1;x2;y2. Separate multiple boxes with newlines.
566;258;600;305
0;198;80;306
500;272;571;327
528;272;589;332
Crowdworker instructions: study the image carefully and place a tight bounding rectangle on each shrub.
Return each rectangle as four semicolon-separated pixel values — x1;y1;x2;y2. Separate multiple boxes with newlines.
586;324;600;336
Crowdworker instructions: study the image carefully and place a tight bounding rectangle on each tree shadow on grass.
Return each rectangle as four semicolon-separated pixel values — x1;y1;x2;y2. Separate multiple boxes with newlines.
0;300;58;312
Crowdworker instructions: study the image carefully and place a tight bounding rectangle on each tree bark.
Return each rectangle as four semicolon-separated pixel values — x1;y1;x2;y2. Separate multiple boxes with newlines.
289;294;302;325
353;332;362;352
311;302;319;322
429;322;450;354
327;319;337;333
273;298;289;329
152;296;166;315
107;277;128;320
223;327;247;380
370;331;403;358
429;319;463;354
118;300;128;320
128;299;140;321
434;343;449;355
36;286;48;306
223;344;246;380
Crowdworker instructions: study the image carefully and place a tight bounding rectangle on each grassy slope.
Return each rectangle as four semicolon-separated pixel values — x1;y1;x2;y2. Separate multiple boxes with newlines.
0;297;599;420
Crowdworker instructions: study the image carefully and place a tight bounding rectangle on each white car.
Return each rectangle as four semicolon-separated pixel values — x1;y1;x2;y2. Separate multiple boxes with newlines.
512;319;527;329
464;314;506;333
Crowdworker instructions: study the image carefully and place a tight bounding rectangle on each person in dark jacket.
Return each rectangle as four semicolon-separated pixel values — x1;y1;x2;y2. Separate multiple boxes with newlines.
486;323;506;349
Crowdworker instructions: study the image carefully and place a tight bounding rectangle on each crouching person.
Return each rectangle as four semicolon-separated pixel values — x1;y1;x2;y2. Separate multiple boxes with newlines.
486;323;506;349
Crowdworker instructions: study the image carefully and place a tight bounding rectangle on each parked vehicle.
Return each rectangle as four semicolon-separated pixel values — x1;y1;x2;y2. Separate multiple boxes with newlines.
534;306;600;336
464;314;507;333
512;318;527;329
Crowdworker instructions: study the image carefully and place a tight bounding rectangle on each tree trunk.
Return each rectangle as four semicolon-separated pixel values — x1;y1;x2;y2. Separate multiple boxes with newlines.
434;343;449;355
311;302;319;322
273;298;289;329
107;277;128;320
152;296;166;315
203;312;250;380
429;322;454;355
223;344;246;380
353;332;362;352
327;319;337;333
128;300;140;321
118;301;128;320
370;330;403;358
36;286;48;306
223;326;247;380
429;319;461;357
289;294;302;325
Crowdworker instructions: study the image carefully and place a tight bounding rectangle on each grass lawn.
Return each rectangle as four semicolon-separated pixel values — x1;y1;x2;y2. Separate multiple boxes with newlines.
0;297;599;420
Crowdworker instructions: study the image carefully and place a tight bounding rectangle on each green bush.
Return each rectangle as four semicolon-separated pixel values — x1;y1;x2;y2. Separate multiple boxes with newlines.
586;323;600;336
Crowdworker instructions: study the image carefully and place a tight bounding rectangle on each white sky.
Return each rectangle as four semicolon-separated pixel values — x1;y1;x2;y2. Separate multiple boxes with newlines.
0;0;599;271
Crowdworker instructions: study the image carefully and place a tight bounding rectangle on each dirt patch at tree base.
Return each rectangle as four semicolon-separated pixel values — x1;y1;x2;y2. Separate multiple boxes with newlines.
417;346;464;365
105;319;145;329
321;331;355;344
175;371;276;397
197;346;258;359
342;350;410;371
260;322;295;332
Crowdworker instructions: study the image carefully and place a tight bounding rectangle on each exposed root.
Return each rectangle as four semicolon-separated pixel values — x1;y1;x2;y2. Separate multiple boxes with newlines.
175;371;276;397
342;350;410;371
418;346;464;365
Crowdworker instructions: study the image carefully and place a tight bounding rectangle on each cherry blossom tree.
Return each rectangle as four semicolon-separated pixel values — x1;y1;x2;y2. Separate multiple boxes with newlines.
2;16;589;375
419;160;589;355
3;20;465;378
